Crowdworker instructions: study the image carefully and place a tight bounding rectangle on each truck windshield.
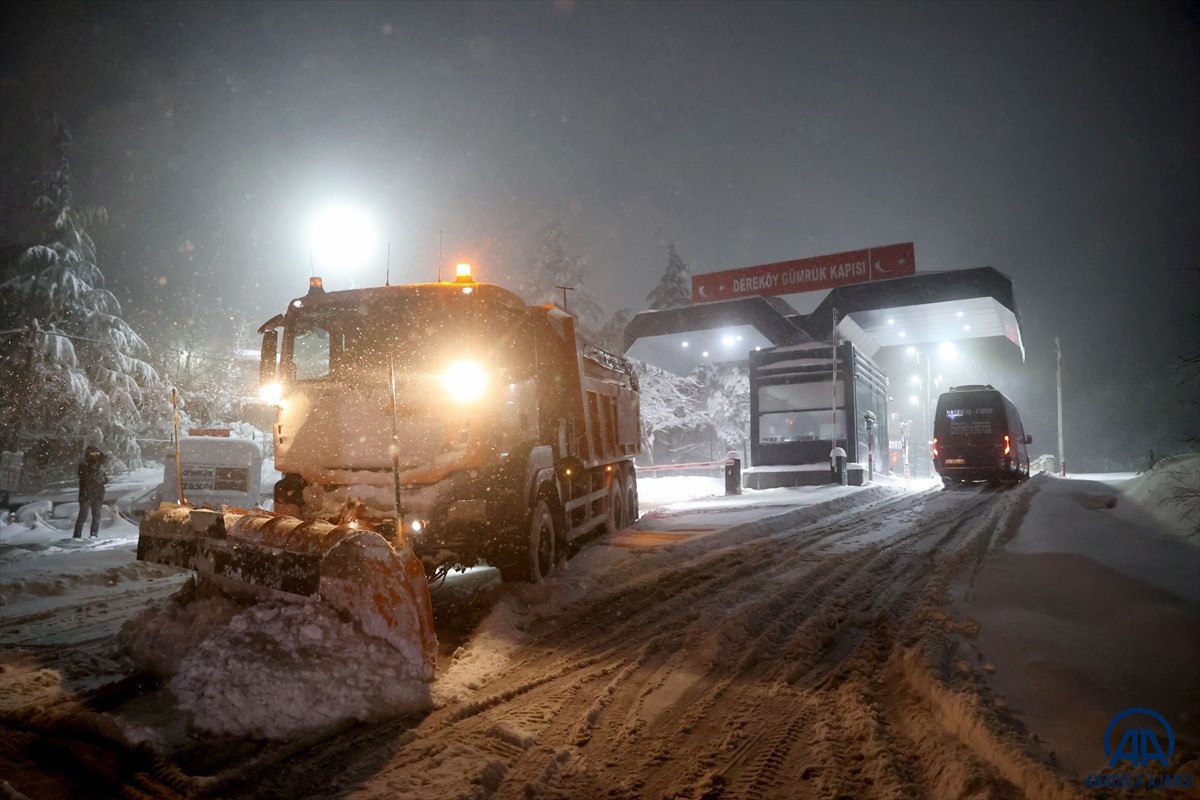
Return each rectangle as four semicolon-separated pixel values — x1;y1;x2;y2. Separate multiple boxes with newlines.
287;293;524;382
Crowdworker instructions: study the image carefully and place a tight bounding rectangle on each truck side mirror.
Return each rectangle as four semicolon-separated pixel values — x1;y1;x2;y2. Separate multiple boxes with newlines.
1023;434;1033;445
260;329;279;384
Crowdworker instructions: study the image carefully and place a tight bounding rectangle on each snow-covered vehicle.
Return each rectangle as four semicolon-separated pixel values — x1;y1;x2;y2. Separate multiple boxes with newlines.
127;434;265;516
136;265;641;676
931;384;1032;486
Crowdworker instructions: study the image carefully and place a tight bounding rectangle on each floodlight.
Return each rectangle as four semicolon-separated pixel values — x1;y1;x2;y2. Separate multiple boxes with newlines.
309;205;377;274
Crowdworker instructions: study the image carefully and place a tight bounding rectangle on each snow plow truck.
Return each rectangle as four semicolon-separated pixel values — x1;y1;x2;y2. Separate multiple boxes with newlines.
137;265;642;678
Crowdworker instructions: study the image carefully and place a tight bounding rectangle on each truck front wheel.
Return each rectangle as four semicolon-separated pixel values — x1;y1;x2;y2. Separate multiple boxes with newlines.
500;498;556;584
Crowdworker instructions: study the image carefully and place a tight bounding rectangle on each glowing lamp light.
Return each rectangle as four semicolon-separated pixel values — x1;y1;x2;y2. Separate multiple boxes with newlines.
910;395;920;405
906;346;917;356
258;382;284;404
441;360;487;404
722;335;736;346
309;205;376;274
455;262;473;282
938;342;958;360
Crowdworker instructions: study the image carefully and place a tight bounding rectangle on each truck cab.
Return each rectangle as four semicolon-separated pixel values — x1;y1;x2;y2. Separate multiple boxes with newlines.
258;272;640;581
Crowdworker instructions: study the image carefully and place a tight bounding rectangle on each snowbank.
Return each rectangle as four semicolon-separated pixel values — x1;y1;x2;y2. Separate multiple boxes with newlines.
121;587;432;741
960;474;1200;776
1118;453;1199;545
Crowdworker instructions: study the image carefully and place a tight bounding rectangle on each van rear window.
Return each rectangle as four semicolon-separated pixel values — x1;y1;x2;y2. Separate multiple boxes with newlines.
944;407;995;435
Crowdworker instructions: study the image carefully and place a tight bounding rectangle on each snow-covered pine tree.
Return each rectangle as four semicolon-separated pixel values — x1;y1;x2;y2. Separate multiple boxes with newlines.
519;209;609;339
155;319;259;430
0;121;160;475
595;308;631;354
691;362;751;456
630;359;707;463
645;243;693;310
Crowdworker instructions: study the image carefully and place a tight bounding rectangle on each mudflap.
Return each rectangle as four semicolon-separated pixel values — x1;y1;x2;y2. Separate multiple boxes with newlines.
137;505;437;680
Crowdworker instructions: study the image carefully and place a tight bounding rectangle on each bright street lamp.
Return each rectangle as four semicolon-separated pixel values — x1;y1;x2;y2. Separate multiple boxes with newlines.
308;205;377;281
906;346;934;477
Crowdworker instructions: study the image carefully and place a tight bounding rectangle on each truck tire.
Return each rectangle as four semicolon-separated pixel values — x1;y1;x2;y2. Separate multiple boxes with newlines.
606;479;624;536
624;472;639;526
500;498;556;584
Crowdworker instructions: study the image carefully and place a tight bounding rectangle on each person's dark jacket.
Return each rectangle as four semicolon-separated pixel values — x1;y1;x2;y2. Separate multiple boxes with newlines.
78;447;107;500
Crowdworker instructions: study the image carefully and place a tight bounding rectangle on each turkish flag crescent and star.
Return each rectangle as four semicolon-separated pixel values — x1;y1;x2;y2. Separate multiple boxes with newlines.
690;242;916;303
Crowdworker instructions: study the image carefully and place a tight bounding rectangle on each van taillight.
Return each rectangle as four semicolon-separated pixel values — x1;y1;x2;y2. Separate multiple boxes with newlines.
1003;435;1011;456
932;437;939;458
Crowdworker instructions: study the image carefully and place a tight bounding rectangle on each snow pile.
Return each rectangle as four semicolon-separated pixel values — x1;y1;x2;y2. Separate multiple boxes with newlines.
1120;453;1199;544
122;589;432;740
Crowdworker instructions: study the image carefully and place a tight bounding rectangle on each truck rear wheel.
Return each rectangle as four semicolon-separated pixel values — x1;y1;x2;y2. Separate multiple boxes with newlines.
500;499;556;584
606;479;624;535
624;473;638;526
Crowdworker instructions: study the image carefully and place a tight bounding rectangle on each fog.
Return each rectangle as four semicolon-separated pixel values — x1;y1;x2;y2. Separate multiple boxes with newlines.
2;1;1197;469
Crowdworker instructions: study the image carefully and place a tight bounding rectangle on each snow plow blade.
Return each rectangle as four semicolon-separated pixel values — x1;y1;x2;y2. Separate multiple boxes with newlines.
137;505;437;679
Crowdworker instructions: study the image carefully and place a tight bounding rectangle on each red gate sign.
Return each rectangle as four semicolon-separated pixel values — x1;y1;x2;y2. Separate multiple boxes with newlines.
692;242;916;303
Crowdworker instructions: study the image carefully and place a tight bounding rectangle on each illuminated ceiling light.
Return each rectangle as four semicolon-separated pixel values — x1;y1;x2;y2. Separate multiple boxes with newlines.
887;318;895;325
910;395;920;405
722;335;736;346
899;331;907;338
906;346;916;356
736;335;743;342
938;341;957;360
755;346;762;351
681;341;689;348
956;311;964;318
702;351;709;357
910;375;920;385
963;324;971;331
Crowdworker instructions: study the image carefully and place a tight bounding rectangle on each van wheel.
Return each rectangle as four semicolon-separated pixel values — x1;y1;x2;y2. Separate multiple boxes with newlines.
500;499;556;584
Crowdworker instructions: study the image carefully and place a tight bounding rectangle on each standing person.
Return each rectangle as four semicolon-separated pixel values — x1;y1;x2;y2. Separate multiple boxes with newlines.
72;445;107;539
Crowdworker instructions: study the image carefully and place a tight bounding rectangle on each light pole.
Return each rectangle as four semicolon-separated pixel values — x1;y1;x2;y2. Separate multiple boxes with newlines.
906;346;932;477
308;204;377;287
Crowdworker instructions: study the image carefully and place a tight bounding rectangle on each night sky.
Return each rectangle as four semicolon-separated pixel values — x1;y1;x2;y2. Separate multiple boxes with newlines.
2;0;1197;469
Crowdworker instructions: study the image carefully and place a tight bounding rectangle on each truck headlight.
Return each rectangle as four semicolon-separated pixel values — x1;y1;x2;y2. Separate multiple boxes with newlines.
259;381;284;404
440;360;487;404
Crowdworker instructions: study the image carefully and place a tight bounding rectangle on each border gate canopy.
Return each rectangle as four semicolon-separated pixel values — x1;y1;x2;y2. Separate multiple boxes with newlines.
625;267;1024;374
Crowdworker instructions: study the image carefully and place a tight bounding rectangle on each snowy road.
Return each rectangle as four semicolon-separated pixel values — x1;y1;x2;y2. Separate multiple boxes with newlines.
4;473;1196;799
254;482;1073;800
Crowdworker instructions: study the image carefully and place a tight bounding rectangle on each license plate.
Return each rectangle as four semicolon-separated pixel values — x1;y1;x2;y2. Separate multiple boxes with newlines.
944;458;966;465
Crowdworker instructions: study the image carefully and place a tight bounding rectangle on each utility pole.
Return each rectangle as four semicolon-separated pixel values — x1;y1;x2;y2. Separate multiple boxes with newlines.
555;285;575;310
1056;335;1065;476
830;307;839;443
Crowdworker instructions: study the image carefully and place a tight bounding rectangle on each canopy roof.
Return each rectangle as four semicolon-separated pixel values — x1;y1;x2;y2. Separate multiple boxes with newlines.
626;267;1023;374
